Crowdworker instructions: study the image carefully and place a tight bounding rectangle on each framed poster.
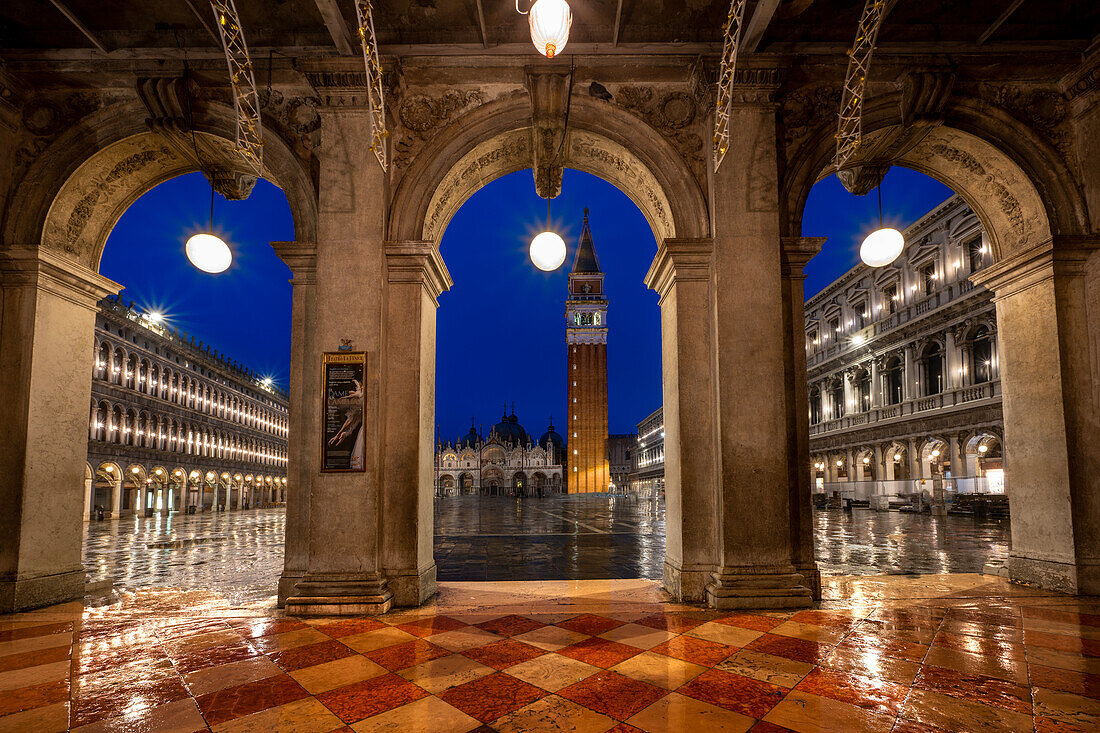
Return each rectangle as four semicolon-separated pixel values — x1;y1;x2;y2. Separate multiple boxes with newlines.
321;352;367;472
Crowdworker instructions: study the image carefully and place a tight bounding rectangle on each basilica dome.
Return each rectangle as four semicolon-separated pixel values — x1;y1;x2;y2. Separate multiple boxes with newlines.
458;424;481;448
539;420;565;459
492;409;528;445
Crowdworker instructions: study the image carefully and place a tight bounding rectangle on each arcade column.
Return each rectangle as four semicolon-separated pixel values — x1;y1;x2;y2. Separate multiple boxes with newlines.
0;247;118;612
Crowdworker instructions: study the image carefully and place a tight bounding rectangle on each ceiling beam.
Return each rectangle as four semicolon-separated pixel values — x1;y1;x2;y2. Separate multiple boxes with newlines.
475;0;490;49
978;0;1027;45
613;0;624;47
313;0;355;54
46;0;107;54
742;0;781;54
183;0;221;44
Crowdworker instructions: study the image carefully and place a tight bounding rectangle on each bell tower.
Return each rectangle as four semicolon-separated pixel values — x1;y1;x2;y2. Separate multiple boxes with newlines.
565;209;609;493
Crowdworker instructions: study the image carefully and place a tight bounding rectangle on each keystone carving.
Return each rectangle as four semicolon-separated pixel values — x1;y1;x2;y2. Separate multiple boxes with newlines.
899;71;956;128
136;77;256;200
526;70;571;199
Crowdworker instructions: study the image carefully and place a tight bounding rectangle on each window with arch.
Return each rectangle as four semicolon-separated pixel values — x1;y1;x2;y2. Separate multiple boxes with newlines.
809;387;822;424
884;357;904;405
972;326;993;384
922;342;944;395
829;380;845;419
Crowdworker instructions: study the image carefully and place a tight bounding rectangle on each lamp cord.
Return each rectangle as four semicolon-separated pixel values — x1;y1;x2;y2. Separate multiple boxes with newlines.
877;184;883;229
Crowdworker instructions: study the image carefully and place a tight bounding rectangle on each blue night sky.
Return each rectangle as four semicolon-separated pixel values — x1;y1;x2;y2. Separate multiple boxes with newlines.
101;167;952;439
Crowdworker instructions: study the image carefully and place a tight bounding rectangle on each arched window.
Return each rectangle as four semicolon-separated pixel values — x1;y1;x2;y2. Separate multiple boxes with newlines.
829;380;844;419
884;358;904;405
96;342;111;380
95;402;109;441
922;342;944;396
809;387;822;425
112;348;125;384
852;370;871;412
111;405;123;443
125;354;137;389
971;327;993;384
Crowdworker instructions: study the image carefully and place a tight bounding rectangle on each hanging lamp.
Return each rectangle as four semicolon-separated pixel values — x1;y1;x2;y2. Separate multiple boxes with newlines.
181;60;233;274
518;0;572;59
530;194;567;271
860;184;904;268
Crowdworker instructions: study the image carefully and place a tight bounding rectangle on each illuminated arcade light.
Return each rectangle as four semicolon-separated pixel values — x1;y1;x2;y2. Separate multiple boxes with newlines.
978;444;989;453
529;231;567;271
186;233;232;274
860;184;904;268
522;0;572;58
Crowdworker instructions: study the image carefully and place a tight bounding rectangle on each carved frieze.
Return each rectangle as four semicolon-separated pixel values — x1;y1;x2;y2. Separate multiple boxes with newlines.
613;85;705;187
391;88;486;170
978;84;1071;162
260;88;322;161
778;85;841;153
12;91;104;188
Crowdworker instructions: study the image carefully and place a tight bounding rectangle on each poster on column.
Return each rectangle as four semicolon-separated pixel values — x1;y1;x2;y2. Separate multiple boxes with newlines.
321;352;367;472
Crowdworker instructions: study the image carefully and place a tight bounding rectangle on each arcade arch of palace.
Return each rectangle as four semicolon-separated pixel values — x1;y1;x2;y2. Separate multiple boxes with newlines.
1;15;1098;614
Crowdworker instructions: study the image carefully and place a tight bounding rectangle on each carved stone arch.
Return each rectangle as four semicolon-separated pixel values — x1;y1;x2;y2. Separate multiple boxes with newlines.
4;98;317;271
780;90;1090;261
388;94;709;245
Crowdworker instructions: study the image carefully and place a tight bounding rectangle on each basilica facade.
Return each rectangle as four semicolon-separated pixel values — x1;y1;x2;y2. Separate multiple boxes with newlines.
434;410;565;497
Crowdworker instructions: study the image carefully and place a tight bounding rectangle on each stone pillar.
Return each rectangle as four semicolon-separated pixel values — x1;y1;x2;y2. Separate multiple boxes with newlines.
903;345;915;400
645;239;720;603
870;358;880;408
972;238;1100;593
706;99;811;609
780;237;824;599
944;329;957;389
272;242;317;607
285;108;392;616
0;247;119;611
380;241;451;606
110;474;122;517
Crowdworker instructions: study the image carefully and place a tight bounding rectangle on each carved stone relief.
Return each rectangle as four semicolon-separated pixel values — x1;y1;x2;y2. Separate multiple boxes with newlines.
260;88;322;162
977;84;1071;163
778;85;841;154
391;88;486;170
612;85;706;188
12;92;104;189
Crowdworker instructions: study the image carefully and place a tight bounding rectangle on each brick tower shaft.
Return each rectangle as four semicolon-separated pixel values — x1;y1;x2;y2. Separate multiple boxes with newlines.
565;208;609;493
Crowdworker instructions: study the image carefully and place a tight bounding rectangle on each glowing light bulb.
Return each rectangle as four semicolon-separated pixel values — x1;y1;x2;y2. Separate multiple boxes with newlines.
529;231;567;271
860;227;905;268
528;0;572;58
186;233;232;274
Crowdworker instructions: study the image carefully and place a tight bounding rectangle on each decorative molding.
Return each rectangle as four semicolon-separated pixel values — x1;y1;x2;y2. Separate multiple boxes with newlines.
613;85;706;187
392;88;486;169
526;69;571;199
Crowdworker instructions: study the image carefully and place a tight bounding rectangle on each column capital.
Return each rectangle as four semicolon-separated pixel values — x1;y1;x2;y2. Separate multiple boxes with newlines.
384;241;452;305
780;237;826;278
0;246;120;309
971;236;1100;300
271;241;318;283
644;238;714;301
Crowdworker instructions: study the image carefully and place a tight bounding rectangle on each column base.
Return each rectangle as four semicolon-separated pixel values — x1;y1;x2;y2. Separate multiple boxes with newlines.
385;564;437;607
662;560;713;603
277;572;303;608
285;574;393;617
1008;553;1077;594
796;562;822;601
0;567;85;613
706;567;813;610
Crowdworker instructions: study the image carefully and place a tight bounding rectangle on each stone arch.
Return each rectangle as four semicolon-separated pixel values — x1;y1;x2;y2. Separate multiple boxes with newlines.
388;94;709;245
4;98;317;271
781;91;1091;260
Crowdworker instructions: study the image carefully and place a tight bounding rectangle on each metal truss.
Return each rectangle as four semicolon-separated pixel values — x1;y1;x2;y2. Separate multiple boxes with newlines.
354;0;389;172
835;0;891;171
210;0;263;176
713;0;748;173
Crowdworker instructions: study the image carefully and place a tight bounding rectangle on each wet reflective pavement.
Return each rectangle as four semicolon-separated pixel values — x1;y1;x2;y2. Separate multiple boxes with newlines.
82;500;1013;605
5;575;1100;732
83;510;286;608
434;494;667;582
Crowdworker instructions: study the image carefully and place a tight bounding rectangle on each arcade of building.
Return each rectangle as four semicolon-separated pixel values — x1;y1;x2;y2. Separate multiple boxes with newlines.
1;2;1099;616
87;295;289;519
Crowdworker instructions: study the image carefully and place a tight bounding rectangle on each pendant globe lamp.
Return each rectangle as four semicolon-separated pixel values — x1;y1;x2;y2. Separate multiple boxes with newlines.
521;0;572;58
530;194;566;271
186;186;233;274
860;184;904;268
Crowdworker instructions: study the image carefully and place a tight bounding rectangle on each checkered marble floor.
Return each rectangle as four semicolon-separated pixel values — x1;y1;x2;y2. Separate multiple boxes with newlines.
2;576;1099;732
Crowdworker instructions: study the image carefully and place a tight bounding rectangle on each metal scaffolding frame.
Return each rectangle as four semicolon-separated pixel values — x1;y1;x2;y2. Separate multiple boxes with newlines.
209;0;263;176
835;0;892;171
354;0;389;172
713;0;748;173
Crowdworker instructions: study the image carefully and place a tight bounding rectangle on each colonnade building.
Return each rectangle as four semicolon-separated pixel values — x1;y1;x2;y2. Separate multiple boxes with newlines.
87;295;289;519
806;196;1004;507
627;407;666;495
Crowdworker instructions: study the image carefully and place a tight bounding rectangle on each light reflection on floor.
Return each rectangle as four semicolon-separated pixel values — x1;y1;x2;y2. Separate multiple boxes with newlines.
82;499;1012;605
